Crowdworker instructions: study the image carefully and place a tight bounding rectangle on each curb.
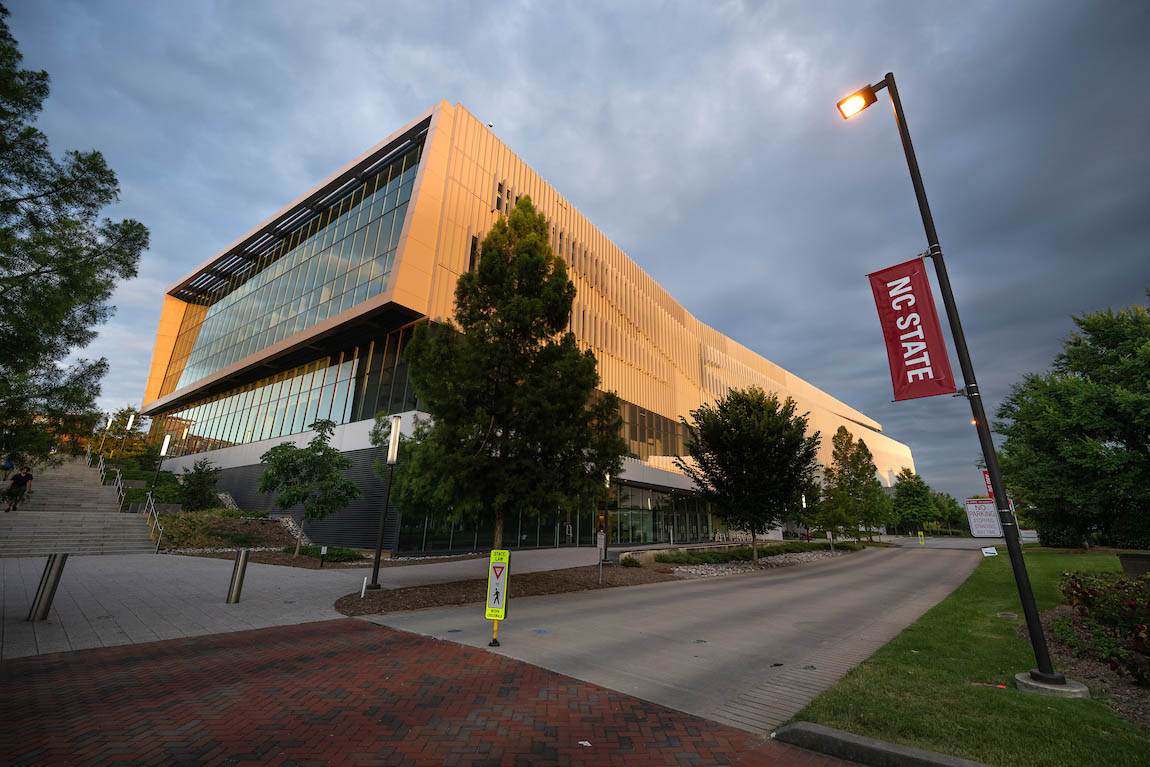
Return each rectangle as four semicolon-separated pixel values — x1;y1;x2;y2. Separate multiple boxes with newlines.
772;723;988;767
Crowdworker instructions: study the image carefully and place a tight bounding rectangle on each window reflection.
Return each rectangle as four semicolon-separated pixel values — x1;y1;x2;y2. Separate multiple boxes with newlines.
159;142;424;397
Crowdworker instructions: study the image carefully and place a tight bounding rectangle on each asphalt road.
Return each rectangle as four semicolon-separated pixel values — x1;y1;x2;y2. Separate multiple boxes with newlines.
368;545;980;733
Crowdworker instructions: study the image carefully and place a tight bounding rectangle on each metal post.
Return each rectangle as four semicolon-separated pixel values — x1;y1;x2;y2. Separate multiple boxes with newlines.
27;554;68;622
226;549;250;604
368;463;394;590
879;71;1063;684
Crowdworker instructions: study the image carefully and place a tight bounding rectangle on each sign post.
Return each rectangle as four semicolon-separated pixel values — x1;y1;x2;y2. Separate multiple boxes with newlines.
597;530;606;584
486;550;509;647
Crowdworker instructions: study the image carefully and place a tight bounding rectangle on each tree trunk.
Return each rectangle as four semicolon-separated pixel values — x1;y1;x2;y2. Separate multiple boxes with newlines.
294;524;302;557
493;509;504;550
751;530;758;565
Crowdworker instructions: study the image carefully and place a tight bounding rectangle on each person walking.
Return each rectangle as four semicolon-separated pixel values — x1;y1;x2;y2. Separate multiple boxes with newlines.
4;467;33;512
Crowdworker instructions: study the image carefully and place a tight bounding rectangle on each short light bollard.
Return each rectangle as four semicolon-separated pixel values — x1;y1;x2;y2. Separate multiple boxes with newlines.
226;549;250;604
27;553;69;622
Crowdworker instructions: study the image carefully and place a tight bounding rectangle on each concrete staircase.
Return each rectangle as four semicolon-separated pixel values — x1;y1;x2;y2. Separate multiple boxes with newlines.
1;457;156;557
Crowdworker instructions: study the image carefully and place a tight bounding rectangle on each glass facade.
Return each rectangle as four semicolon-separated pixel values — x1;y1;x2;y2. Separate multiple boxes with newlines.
618;400;688;461
149;324;420;456
159;141;424;397
395;483;713;553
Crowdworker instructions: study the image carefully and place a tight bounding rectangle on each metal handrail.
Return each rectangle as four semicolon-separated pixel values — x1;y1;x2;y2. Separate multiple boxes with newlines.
142;492;164;554
96;455;106;483
113;469;126;512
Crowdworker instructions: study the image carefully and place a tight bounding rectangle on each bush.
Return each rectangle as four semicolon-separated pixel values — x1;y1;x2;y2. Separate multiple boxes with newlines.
285;544;365;562
1060;572;1149;685
620;556;641;567
654;541;861;565
213;507;265;519
182;458;221;511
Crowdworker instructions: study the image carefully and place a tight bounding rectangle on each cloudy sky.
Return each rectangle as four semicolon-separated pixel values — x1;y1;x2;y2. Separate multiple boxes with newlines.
9;1;1148;501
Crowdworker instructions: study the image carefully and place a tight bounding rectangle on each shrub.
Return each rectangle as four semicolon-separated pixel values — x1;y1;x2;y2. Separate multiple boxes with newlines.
284;544;365;562
180;458;221;510
621;556;641;567
212;507;265;519
1060;572;1149;685
653;541;860;565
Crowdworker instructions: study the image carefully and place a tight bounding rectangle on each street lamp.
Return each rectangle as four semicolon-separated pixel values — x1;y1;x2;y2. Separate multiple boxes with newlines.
96;414;113;456
149;434;171;497
115;414;135;459
838;72;1064;685
368;415;402;590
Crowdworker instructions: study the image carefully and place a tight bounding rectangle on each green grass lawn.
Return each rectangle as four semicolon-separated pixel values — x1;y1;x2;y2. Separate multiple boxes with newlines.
793;549;1149;767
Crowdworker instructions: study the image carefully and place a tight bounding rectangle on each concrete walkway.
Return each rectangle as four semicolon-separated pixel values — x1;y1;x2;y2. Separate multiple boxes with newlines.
367;545;981;734
0;546;599;659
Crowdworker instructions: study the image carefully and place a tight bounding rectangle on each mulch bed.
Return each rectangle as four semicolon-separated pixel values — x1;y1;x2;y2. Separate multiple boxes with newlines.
336;563;679;616
1025;604;1150;731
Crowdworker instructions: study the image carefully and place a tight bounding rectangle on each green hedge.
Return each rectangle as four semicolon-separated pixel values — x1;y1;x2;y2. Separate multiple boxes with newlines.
285;544;366;562
654;541;861;565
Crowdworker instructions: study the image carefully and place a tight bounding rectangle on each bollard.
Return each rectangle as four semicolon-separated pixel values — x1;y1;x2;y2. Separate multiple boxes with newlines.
226;549;250;604
27;554;68;622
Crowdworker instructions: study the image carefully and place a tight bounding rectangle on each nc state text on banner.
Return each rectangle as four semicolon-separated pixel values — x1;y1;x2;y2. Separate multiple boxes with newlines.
867;257;957;401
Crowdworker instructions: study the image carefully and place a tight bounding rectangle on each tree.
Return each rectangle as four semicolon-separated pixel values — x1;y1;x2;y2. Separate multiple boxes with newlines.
892;468;935;534
676;386;821;562
0;6;147;465
931;490;965;535
258;420;361;555
181;458;221;511
0;359;103;466
400;197;626;549
996;295;1150;548
823;426;886;540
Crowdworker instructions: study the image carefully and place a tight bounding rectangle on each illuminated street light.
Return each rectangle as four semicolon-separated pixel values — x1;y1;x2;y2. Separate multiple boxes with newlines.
836;85;877;119
839;72;1065;687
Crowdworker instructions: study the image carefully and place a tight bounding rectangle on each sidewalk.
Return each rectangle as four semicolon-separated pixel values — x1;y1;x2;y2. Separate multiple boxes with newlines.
0;618;850;766
1;546;599;659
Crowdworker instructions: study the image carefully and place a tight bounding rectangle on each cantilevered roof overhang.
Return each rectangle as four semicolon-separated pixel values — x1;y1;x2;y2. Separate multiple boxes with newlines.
167;110;434;305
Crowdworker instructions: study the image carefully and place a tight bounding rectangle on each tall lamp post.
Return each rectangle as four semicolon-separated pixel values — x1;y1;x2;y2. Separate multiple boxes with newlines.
96;414;113;457
838;72;1064;685
149;434;172;497
367;414;402;590
115;414;135;460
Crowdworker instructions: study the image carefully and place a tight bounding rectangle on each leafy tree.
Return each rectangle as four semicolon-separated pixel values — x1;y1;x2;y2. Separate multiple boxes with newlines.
104;405;146;461
995;295;1150;548
823;426;886;539
259;419;361;555
0;6;147;465
0;359;102;466
931;490;965;535
676;386;821;562
892;468;935;534
181;458;221;511
400;197;626;549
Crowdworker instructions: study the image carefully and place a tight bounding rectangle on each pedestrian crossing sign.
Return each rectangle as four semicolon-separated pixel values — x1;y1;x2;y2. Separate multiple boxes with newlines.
485;549;510;620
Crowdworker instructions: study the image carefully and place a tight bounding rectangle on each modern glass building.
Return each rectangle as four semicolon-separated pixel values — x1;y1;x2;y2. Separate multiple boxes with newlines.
141;102;915;554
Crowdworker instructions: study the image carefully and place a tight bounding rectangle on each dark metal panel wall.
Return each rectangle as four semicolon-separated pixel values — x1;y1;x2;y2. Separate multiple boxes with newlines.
215;447;398;552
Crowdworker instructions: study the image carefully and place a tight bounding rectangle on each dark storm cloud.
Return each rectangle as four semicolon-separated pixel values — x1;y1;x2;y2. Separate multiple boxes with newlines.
8;0;1147;501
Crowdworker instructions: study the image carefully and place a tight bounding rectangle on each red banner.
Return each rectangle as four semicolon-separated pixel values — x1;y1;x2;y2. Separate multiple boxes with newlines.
867;257;957;401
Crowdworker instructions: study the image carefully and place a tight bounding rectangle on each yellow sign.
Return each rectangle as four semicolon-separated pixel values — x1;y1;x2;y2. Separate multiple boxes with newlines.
485;549;510;620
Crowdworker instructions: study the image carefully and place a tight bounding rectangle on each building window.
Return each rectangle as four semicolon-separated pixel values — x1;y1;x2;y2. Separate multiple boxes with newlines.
469;236;479;272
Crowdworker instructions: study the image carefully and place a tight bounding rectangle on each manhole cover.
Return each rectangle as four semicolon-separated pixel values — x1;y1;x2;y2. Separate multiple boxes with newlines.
694;639;707;644
531;629;549;634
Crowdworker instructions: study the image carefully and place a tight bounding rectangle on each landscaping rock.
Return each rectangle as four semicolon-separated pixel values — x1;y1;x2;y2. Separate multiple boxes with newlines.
674;550;843;578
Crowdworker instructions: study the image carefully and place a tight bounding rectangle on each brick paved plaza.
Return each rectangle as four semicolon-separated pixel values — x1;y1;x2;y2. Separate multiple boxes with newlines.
0;618;846;766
